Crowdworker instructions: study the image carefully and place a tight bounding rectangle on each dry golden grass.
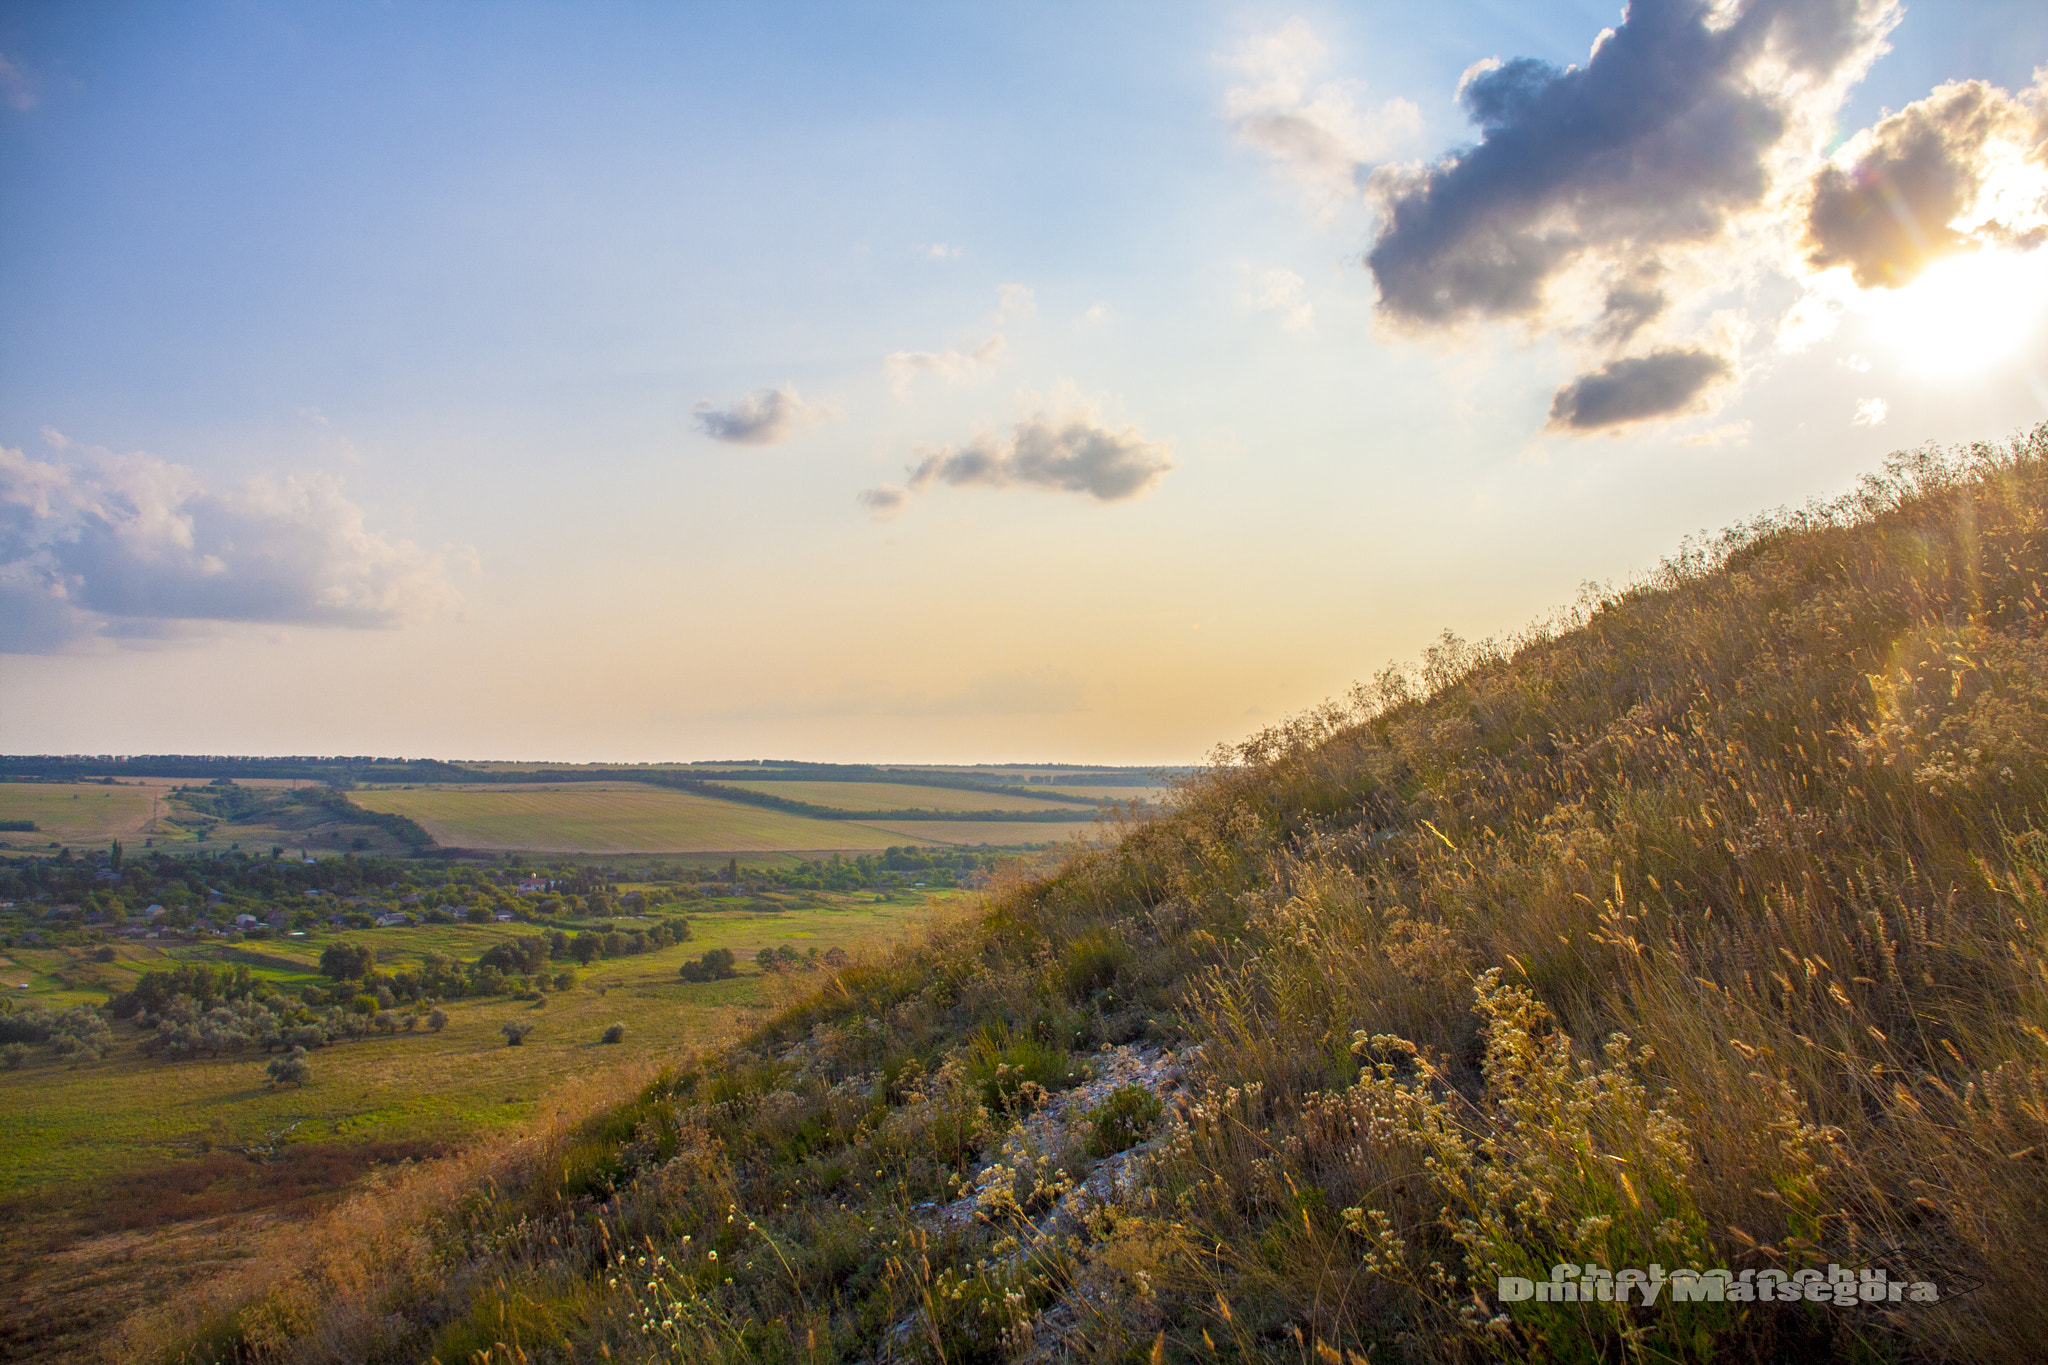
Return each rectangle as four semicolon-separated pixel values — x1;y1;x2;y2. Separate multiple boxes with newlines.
113;426;2048;1364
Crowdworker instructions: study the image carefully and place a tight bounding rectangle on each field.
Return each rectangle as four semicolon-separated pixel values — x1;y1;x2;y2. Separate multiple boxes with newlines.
0;895;948;1194
349;782;919;852
0;782;162;848
856;817;1099;843
713;779;1096;813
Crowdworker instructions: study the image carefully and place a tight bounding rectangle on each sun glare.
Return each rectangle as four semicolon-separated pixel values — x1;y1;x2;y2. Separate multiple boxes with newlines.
1855;249;2048;378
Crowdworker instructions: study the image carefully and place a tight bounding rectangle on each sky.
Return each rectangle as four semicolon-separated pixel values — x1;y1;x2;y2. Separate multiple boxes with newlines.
3;0;2047;764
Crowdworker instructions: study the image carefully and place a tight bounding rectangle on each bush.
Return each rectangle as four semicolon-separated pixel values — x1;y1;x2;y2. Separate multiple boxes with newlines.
600;1023;625;1044
1083;1084;1163;1156
265;1047;310;1087
965;1027;1077;1112
92;946;117;963
677;947;739;983
426;1008;447;1032
501;1021;533;1047
1;1042;27;1070
1062;929;1127;999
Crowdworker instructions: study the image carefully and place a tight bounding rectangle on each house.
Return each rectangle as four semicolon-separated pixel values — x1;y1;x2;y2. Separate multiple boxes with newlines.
374;911;411;928
493;911;517;922
234;913;260;929
144;904;165;918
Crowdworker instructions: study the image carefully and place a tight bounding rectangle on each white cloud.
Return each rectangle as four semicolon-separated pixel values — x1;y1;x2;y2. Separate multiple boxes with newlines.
1;439;464;653
692;385;826;445
1081;301;1110;326
1853;397;1890;426
917;242;962;260
883;334;1006;395
0;52;35;113
1251;267;1313;330
996;283;1036;320
1225;19;1422;213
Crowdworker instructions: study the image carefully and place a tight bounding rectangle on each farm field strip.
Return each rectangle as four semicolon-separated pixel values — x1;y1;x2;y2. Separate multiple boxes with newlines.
713;779;1096;813
855;818;1100;844
349;783;914;852
0;783;163;845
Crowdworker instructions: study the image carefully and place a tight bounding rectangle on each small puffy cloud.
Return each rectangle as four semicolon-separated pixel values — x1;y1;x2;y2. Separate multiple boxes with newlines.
1226;18;1421;211
1853;396;1889;426
996;283;1036;320
1251;267;1313;330
1547;348;1732;431
884;334;1006;394
1081;301;1110;326
691;385;823;445
1805;77;2048;289
1;440;462;654
861;409;1175;515
918;242;962;260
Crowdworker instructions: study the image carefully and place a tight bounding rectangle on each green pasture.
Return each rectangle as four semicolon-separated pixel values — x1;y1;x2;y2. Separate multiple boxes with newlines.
714;779;1094;813
0;892;954;1194
0;783;161;849
349;782;914;853
859;817;1100;845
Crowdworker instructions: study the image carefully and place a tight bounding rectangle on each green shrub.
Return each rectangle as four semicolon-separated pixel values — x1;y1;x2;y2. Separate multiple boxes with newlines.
601;1022;625;1044
502;1021;533;1047
1084;1084;1163;1156
426;1008;447;1032
964;1027;1077;1112
1062;928;1127;998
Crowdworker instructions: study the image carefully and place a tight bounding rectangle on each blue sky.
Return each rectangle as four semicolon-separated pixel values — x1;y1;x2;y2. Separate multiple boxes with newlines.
4;1;2047;762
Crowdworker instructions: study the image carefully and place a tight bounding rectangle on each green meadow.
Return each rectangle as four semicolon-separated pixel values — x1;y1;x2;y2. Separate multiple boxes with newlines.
349;782;910;852
0;891;952;1196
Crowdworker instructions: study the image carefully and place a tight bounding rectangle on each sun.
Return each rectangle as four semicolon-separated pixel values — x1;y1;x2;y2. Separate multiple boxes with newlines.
1852;248;2048;378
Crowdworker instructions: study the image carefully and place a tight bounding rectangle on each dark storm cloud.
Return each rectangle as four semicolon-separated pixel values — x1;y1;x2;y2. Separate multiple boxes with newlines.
1366;0;1896;328
1547;348;1732;430
0;443;460;653
1806;79;2046;289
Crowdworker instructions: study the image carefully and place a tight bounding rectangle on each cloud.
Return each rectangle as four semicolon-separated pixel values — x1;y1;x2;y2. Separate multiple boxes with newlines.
1805;77;2048;289
1366;0;1899;333
918;242;962;260
1546;347;1732;430
861;409;1175;515
883;334;1006;394
1;440;463;653
691;385;823;445
1081;301;1110;326
996;283;1036;320
0;52;35;112
1251;267;1313;330
1226;19;1422;211
1853;396;1889;426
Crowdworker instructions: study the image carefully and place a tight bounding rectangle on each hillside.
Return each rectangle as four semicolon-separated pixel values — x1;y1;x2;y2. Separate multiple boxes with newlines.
116;428;2048;1364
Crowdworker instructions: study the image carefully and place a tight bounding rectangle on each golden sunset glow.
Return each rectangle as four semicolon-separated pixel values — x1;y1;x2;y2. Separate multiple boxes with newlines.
1856;248;2048;377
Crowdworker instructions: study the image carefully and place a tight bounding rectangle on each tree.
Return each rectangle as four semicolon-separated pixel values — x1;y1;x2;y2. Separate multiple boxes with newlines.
600;1023;625;1044
266;1047;311;1087
824;947;849;968
320;941;375;981
427;1008;447;1032
501;1021;533;1047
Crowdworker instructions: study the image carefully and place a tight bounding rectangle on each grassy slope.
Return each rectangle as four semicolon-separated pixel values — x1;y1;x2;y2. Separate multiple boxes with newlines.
114;430;2048;1365
348;783;917;852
